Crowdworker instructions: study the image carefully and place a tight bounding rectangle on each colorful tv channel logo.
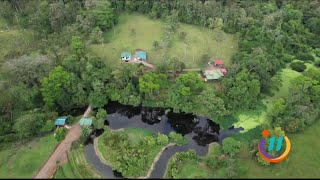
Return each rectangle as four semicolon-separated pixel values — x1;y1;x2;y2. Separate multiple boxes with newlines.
258;129;291;163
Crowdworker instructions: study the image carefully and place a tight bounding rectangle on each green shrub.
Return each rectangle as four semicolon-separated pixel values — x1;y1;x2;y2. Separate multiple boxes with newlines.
249;139;259;157
256;152;270;166
205;154;227;169
156;133;169;145
169;132;188;145
296;52;315;62
55;127;67;142
314;48;320;57
225;158;240;178
208;142;223;155
315;60;320;67
166;150;198;178
40;120;55;133
178;31;187;40
290;61;306;72
222;137;241;156
0;134;20;143
281;54;294;63
142;136;157;147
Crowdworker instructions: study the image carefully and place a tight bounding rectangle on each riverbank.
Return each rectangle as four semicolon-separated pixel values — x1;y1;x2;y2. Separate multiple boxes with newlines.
138;143;176;179
73;102;244;179
94;137;112;167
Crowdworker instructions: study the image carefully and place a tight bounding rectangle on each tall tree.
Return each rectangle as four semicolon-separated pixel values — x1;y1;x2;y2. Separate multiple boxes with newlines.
222;69;261;111
40;66;73;109
93;108;107;130
86;0;117;30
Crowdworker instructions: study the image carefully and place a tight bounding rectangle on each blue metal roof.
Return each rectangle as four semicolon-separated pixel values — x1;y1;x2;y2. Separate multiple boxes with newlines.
121;52;131;57
80;117;93;126
135;51;147;60
54;116;67;125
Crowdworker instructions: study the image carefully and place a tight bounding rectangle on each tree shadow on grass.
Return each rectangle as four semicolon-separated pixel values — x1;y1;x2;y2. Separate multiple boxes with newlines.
230;125;262;143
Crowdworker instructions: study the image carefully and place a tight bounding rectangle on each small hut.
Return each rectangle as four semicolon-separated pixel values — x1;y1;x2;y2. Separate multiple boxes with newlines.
202;69;224;81
135;50;147;61
80;117;93;127
54;116;68;127
121;52;132;61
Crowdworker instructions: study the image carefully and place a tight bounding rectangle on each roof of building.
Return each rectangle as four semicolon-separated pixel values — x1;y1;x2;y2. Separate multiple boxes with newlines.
121;52;131;57
214;60;224;65
135;51;147;60
220;68;228;74
80;117;93;126
203;69;224;80
54;116;67;126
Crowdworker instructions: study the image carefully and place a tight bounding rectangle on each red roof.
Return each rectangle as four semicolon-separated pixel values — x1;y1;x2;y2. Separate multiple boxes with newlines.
214;60;224;65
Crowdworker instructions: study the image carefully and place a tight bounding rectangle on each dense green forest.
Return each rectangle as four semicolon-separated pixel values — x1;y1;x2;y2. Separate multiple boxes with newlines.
0;0;320;178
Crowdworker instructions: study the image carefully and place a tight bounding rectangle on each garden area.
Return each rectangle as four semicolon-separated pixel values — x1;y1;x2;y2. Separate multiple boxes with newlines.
0;134;57;178
89;14;237;69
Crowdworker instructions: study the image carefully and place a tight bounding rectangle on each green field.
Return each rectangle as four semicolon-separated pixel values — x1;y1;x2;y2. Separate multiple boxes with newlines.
239;120;320;178
89;14;237;69
54;143;101;179
0;134;57;178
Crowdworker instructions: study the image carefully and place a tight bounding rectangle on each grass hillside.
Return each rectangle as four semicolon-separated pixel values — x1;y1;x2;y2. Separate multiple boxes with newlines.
0;134;57;178
89;14;237;69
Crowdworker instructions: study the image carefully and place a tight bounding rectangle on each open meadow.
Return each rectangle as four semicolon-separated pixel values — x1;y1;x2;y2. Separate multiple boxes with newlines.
89;14;237;69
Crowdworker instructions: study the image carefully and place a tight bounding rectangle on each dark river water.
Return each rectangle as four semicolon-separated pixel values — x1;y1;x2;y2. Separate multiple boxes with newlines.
84;102;244;178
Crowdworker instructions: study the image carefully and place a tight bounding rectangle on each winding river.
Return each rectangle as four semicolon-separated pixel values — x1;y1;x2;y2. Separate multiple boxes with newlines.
84;102;244;178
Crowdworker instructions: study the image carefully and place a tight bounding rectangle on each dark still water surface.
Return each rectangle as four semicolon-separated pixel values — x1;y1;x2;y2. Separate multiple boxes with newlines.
84;101;244;178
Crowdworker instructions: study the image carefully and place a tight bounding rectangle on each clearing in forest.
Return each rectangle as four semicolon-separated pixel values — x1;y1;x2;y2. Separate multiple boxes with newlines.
89;14;237;69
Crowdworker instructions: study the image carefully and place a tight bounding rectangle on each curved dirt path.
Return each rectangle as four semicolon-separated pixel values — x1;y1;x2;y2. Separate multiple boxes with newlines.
33;106;92;179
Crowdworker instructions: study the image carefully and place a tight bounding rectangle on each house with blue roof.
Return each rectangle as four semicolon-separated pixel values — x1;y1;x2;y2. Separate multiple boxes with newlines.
121;51;131;61
80;117;93;127
54;116;68;127
135;50;147;61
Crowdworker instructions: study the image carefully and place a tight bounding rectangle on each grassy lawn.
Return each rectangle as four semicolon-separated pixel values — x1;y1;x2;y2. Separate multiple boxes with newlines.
177;160;208;178
89;13;237;69
54;161;78;179
239;120;320;178
126;128;153;145
97;128;169;178
54;143;101;179
0;29;34;63
232;68;301;133
0;134;57;178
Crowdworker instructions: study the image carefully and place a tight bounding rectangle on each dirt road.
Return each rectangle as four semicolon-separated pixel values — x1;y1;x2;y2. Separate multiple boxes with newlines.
33;106;92;179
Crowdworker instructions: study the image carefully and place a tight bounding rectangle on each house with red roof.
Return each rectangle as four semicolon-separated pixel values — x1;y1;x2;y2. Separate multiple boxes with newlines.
214;60;224;67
